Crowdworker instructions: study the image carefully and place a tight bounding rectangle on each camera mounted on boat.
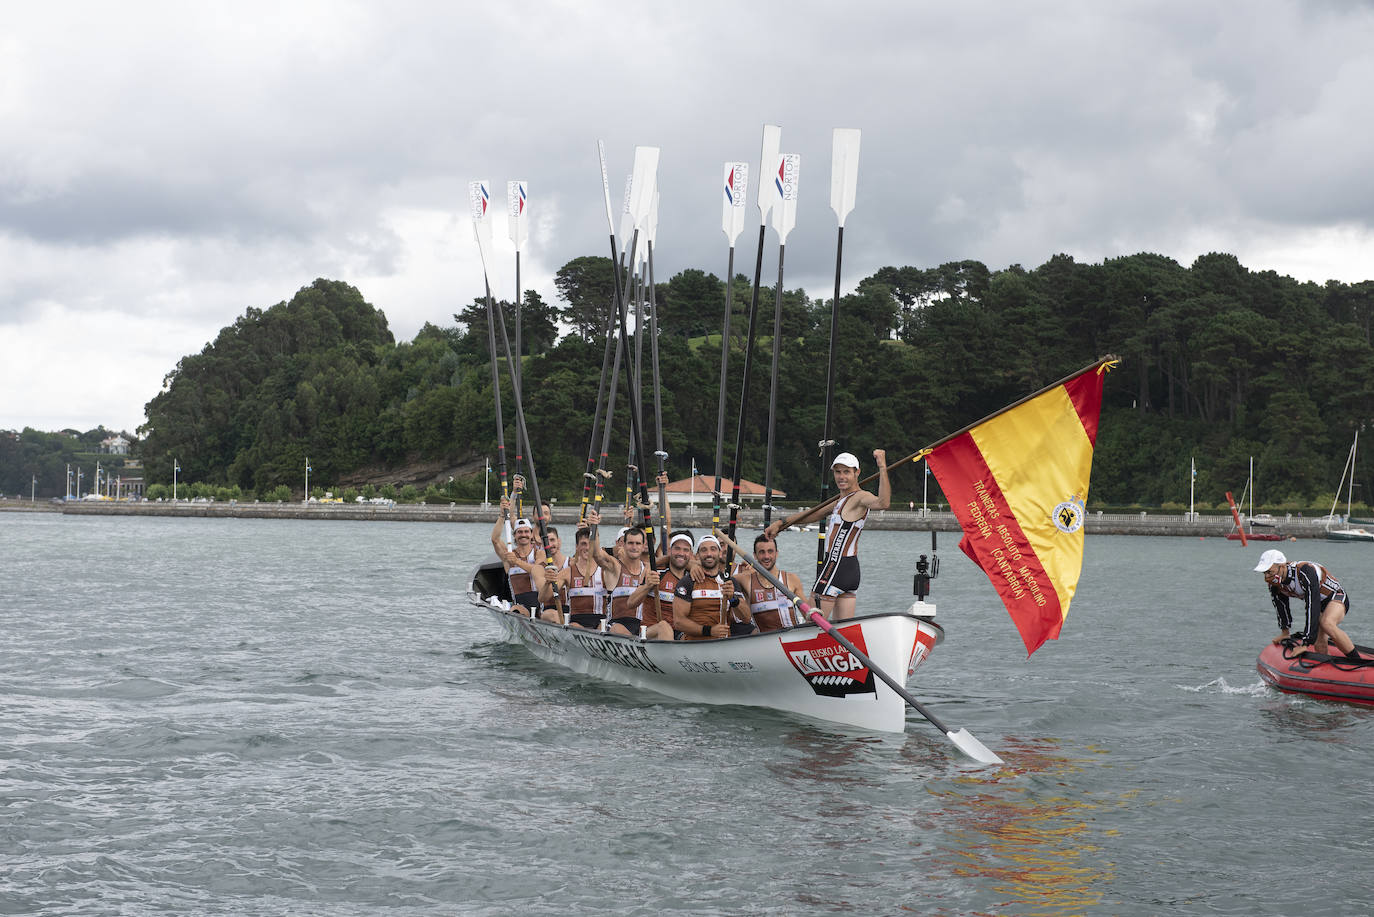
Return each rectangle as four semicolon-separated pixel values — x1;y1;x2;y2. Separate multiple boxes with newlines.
912;530;939;602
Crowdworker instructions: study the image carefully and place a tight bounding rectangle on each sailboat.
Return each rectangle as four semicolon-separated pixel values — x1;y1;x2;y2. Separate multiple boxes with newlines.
1225;457;1283;542
1325;429;1374;542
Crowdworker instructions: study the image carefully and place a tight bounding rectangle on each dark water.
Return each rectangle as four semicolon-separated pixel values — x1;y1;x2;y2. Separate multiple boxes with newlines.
3;512;1371;915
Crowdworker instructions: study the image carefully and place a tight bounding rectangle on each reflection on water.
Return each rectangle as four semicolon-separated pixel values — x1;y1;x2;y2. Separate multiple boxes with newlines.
921;739;1118;916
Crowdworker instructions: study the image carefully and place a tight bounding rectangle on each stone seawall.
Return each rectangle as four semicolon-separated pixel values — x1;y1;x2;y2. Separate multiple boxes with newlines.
1;500;1323;538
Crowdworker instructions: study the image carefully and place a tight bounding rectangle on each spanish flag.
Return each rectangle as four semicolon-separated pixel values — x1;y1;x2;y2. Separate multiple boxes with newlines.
925;358;1113;656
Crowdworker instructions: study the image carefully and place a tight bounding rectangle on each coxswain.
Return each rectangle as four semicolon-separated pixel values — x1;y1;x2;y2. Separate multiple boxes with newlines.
763;449;890;620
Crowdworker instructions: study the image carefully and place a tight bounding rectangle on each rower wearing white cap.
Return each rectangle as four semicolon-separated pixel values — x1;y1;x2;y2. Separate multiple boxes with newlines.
763;448;890;620
1255;548;1359;660
673;533;751;640
490;496;546;613
650;529;697;639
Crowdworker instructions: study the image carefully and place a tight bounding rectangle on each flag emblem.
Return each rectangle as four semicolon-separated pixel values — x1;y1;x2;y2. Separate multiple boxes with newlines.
1052;496;1086;534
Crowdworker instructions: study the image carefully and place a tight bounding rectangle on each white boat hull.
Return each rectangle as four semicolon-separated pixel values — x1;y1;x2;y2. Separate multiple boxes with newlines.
466;563;943;732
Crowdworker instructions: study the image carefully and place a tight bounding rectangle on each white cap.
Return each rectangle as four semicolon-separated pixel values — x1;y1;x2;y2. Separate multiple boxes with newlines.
1253;549;1286;572
669;533;694;548
615;526;629;541
832;452;860;470
696;534;721;549
513;517;534;532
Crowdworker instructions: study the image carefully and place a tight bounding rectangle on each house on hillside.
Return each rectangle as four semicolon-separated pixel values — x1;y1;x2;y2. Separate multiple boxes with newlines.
650;474;785;508
101;434;131;455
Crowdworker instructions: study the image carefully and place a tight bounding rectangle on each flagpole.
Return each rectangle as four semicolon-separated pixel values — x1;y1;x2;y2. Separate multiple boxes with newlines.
1190;456;1196;521
775;355;1120;528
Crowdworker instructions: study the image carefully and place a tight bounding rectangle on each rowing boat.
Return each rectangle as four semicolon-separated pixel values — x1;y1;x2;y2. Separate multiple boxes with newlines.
1256;641;1374;705
466;561;944;732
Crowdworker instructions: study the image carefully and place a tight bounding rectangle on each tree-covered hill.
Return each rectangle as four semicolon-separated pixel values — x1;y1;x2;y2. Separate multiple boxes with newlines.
8;252;1374;509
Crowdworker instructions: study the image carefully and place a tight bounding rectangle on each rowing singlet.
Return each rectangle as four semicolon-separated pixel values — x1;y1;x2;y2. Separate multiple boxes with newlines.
748;575;796;632
542;554;570;612
823;493;867;560
507;547;539;604
566;561;606;618
652;564;685;629
609;560;649;622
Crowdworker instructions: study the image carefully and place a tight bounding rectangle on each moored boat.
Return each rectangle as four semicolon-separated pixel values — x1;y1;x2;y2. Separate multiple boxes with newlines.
467;561;944;732
1225;531;1284;542
1256;642;1374;704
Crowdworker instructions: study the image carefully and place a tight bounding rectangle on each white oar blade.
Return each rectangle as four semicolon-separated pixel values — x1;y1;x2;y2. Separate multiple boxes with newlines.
830;128;861;227
596;140;618;240
771;153;800;242
469;180;493;235
618;172;634;255
947;727;1004;766
507;180;528;251
630;146;660;229
722;162;749;244
757;124;781;222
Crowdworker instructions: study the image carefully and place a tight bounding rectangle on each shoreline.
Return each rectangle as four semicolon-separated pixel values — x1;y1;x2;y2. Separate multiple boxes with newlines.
0;499;1330;538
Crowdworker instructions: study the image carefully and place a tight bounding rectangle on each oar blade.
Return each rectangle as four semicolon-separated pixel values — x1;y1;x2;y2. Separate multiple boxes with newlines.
757;124;781;221
722;162;749;244
946;727;1004;766
829;128;861;227
771;153;800;242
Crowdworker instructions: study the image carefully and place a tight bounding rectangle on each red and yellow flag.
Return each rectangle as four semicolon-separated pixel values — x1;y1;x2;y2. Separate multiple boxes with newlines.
925;360;1111;655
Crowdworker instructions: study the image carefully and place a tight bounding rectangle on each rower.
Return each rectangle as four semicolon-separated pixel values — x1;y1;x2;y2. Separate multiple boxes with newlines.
742;532;805;633
672;534;749;640
764;449;890;620
490;497;545;614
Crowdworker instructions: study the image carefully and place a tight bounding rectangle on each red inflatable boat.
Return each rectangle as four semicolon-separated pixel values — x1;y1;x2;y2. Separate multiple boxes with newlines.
1257;642;1374;704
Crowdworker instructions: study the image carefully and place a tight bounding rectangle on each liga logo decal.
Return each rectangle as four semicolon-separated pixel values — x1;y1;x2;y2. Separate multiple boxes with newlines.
782;625;876;699
1052;494;1086;534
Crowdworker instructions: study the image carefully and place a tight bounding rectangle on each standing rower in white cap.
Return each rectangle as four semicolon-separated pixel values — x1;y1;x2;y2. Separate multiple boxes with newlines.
1255;548;1359;659
763;448;890;620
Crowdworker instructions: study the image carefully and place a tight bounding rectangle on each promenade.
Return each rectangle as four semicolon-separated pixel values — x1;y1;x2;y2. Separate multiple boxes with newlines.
0;499;1324;537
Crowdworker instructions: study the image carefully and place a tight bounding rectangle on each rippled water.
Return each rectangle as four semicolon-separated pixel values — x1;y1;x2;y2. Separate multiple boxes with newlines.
3;511;1372;915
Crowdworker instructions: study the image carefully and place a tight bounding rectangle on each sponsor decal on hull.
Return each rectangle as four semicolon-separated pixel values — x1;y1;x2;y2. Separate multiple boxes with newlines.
781;624;877;698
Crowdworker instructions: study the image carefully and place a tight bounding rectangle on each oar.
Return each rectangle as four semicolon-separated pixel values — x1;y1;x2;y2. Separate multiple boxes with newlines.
713;161;750;539
581;142;626;524
762;151;800;527
725;124;781;563
470;180;511;546
715;530;1005;766
817;129;861;575
508;180;529;515
646;191;670;546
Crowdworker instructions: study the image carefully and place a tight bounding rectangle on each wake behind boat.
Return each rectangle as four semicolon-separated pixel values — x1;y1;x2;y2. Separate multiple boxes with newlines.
1257;641;1374;705
467;561;944;732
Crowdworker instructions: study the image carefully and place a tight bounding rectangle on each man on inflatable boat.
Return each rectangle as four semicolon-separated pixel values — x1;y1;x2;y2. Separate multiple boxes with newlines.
1254;549;1360;660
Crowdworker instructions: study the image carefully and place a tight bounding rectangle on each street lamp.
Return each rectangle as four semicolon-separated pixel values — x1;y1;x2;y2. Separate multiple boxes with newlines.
31;474;37;502
304;457;312;502
484;456;491;509
173;459;180;501
76;468;83;499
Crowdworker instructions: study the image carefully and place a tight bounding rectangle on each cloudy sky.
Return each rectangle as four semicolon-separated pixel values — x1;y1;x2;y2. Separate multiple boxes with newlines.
4;1;1373;435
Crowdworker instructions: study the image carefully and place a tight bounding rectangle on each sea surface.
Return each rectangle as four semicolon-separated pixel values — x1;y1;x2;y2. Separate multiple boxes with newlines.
2;511;1371;916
